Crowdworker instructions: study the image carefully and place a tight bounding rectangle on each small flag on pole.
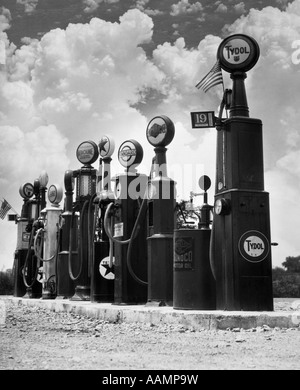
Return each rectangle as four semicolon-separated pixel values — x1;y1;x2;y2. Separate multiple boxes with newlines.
0;199;12;220
195;60;223;93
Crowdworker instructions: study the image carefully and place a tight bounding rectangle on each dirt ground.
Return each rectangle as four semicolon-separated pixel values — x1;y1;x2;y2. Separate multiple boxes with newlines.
0;298;300;371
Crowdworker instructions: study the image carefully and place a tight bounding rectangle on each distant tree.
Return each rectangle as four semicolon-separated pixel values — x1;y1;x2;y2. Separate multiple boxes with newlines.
0;270;14;295
272;259;300;298
282;256;300;273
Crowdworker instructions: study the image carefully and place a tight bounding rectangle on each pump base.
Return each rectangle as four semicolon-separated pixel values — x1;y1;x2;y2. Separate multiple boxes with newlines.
71;286;90;301
23;287;42;299
42;293;56;300
145;300;172;307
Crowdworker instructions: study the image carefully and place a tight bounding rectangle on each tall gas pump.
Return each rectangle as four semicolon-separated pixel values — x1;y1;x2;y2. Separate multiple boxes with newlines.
90;135;115;303
56;170;76;299
104;140;148;304
211;34;273;311
22;178;43;299
146;116;176;307
68;141;99;301
13;183;35;297
34;184;63;299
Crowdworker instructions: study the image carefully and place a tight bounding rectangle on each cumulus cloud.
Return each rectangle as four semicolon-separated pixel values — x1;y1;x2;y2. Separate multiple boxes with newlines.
170;0;203;16
16;0;39;14
216;3;228;13
233;2;246;14
83;0;119;13
134;0;164;16
0;7;11;32
1;2;300;269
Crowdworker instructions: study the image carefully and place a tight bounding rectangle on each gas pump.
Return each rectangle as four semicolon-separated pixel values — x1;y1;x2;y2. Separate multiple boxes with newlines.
33;184;63;299
146;115;176;307
22;178;43;299
210;34;273;311
56;170;76;299
13;183;35;297
90;135;115;303
104;139;148;304
173;176;216;310
67;140;99;301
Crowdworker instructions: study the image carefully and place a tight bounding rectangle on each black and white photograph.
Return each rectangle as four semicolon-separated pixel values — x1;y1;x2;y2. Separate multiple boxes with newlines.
0;0;300;372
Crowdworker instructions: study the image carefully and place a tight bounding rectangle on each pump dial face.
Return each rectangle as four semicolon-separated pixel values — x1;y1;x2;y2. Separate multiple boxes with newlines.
214;198;230;215
48;184;63;205
146;116;175;147
99;135;115;159
215;199;223;215
19;183;34;199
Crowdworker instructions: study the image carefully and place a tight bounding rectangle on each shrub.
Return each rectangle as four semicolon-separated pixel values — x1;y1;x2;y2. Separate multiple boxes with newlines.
272;270;300;298
0;271;14;295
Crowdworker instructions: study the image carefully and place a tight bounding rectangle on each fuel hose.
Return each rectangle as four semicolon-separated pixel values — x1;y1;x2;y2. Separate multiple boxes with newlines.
68;200;89;281
33;227;60;263
22;227;40;288
103;197;148;285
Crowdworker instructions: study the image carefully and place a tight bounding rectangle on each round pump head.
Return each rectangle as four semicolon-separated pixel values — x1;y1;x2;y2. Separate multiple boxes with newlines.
98;135;115;159
19;183;34;199
118;139;143;170
76;140;99;166
146;115;175;147
217;34;260;74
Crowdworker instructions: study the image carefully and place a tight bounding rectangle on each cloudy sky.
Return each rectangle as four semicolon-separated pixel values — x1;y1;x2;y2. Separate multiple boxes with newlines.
0;0;299;270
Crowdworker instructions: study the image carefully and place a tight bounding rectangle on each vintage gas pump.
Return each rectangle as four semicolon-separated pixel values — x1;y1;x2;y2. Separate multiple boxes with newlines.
56;170;76;299
68;141;99;301
22;178;44;299
34;184;63;299
90;135;115;303
104;140;148;304
13;183;35;297
146;115;176;306
211;34;273;311
173;176;216;310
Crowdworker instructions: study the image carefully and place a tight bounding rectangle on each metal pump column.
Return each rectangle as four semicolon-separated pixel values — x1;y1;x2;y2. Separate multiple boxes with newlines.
211;34;273;311
56;170;75;299
90;135;115;303
146;115;176;307
39;185;63;299
13;183;35;297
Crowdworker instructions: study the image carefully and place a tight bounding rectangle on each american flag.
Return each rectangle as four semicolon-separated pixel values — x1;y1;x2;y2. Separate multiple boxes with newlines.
195;60;224;93
0;199;12;220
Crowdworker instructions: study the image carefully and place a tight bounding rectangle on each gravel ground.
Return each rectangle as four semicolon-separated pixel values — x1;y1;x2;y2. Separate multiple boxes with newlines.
0;299;300;371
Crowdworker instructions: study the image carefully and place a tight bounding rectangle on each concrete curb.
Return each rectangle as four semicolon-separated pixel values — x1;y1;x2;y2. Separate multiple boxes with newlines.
2;297;300;331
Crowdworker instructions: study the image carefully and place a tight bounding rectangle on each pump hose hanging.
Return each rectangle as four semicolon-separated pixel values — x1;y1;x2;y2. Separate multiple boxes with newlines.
22;227;40;289
68;200;89;281
209;216;217;280
103;197;148;285
88;194;99;278
33;227;61;263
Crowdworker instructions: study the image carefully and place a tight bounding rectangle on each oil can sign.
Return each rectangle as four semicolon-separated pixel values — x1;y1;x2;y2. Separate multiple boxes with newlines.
174;237;194;271
239;230;270;263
